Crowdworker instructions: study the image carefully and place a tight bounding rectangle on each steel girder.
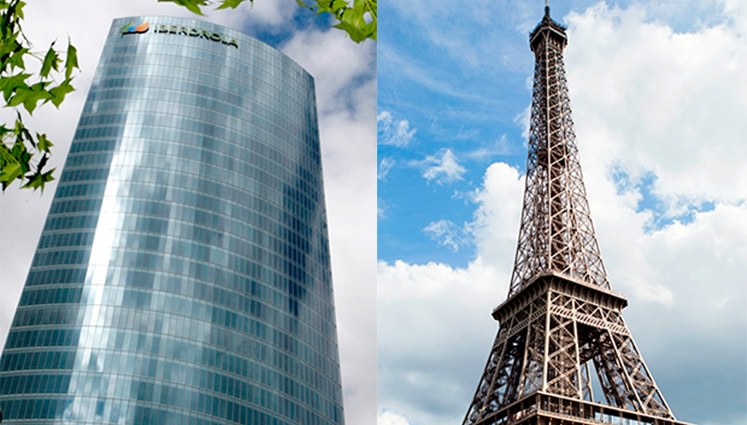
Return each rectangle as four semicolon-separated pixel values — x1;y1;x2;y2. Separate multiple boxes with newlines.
508;11;608;298
463;276;676;425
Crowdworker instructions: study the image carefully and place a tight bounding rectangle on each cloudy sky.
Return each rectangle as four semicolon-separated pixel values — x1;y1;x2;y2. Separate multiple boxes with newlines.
0;1;375;424
378;1;746;425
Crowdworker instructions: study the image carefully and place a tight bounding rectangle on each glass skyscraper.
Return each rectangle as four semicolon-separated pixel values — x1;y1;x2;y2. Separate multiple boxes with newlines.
0;17;344;424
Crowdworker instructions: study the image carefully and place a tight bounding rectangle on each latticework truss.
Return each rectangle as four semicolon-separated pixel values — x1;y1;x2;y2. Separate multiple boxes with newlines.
508;9;608;297
462;275;679;425
462;7;686;425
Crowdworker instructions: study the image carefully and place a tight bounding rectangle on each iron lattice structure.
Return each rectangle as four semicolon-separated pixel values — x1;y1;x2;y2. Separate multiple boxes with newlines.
462;8;688;425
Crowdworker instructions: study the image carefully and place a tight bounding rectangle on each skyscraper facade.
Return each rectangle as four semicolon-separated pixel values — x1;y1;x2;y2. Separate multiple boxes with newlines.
0;16;345;425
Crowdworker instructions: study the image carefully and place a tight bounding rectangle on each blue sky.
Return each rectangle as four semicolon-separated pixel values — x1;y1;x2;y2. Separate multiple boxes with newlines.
378;1;747;425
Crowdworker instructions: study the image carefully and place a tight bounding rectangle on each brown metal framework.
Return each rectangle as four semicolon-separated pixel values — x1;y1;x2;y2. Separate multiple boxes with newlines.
463;7;688;425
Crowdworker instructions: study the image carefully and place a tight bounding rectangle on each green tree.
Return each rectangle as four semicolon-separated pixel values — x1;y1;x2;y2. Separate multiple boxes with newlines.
0;0;375;192
0;0;78;191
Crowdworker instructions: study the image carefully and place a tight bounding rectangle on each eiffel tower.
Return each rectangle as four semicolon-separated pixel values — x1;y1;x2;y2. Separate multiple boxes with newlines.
462;6;689;425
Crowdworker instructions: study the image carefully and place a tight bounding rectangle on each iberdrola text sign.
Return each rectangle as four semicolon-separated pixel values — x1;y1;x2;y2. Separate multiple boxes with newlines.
120;21;239;49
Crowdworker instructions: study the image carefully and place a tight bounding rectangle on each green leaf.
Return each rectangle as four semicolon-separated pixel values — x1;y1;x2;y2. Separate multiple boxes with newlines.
40;44;59;78
22;167;55;191
65;42;78;79
0;35;20;61
15;1;26;20
49;80;74;107
21;91;39;113
332;0;349;10
0;143;15;163
333;21;367;43
0;161;22;183
14;112;33;143
19;82;51;114
217;0;246;10
0;72;30;101
7;46;28;70
7;87;28;108
37;133;53;152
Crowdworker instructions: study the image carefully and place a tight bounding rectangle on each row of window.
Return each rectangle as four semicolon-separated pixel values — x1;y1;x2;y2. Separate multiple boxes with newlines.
63;135;322;201
94;63;311;118
1;347;340;412
32;232;328;291
33;217;331;292
77;98;310;139
89;80;312;135
36;231;95;251
64;134;318;192
79;93;319;159
0;392;339;425
0;350;76;372
33;207;332;290
93;72;314;120
23;261;336;332
4;322;340;399
38;208;322;275
15;281;337;356
57;156;322;220
41;205;329;281
71;121;322;188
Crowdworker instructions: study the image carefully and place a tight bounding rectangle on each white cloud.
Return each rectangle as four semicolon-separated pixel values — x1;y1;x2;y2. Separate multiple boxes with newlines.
377;162;527;425
377;197;389;220
464;134;516;161
378;410;412;425
223;0;297;28
378;258;505;425
416;148;466;184
468;163;524;268
377;110;417;147
281;27;375;115
422;219;468;252
378;157;396;181
565;2;747;209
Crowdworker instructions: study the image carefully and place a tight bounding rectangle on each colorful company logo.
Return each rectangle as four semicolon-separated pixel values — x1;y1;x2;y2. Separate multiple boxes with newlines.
117;20;238;49
120;21;149;36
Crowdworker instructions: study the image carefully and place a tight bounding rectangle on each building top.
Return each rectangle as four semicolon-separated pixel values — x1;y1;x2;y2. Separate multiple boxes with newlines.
529;6;568;51
112;16;313;81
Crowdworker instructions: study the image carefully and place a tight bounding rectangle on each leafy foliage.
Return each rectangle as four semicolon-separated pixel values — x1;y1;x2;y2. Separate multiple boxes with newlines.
160;0;377;42
0;0;78;191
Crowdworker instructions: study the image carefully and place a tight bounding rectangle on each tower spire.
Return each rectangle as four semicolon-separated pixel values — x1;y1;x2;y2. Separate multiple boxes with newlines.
509;0;604;298
461;7;688;425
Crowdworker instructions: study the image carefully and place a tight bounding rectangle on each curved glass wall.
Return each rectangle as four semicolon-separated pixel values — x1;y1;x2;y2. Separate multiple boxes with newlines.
0;17;344;425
